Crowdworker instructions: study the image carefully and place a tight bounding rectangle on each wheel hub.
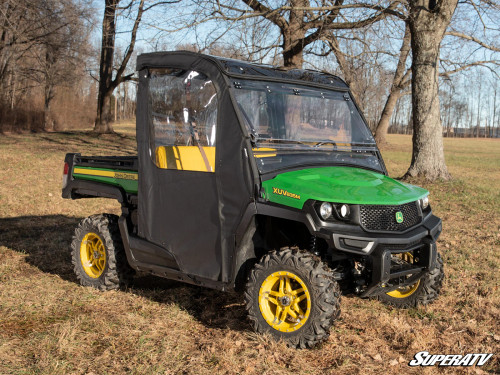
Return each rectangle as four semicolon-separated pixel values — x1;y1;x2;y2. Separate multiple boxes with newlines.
279;295;291;306
258;271;311;332
80;232;106;279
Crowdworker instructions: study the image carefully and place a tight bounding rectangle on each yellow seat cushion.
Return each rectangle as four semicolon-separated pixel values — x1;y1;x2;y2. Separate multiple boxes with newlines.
155;146;216;172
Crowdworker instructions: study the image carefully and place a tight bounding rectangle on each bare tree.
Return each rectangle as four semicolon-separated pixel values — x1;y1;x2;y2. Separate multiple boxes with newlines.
374;24;411;144
0;0;93;132
95;0;143;133
39;1;91;130
318;23;408;121
374;0;499;147
403;0;458;180
202;0;404;69
94;0;180;133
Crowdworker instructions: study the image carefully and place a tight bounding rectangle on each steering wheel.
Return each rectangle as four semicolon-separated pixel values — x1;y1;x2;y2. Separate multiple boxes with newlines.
314;141;338;150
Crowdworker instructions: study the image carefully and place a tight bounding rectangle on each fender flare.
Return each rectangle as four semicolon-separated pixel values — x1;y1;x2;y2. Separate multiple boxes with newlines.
231;202;318;289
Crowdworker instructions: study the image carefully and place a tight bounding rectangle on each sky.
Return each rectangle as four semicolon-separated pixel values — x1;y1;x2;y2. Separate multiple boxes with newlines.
87;0;499;128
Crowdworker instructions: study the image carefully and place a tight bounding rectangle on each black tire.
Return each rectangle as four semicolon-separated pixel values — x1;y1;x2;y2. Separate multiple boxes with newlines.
245;247;341;348
71;214;134;290
378;253;444;308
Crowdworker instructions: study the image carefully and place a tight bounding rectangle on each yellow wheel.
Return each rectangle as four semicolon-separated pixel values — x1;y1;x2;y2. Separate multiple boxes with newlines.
259;271;311;332
386;252;420;299
71;214;134;290
246;248;341;348
378;252;444;308
386;280;420;298
79;233;107;278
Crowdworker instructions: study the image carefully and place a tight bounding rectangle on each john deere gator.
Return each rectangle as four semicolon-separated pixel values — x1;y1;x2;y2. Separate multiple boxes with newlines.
62;51;444;348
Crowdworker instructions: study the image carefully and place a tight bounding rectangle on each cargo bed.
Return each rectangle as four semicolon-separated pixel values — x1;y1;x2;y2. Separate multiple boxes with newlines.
62;153;138;203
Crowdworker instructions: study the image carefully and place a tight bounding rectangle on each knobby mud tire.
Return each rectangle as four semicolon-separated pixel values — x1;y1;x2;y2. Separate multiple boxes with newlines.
245;247;341;348
71;214;134;290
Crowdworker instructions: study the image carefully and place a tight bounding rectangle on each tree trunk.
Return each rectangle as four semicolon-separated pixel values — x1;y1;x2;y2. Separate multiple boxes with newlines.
43;44;56;131
374;25;411;145
492;84;497;138
476;75;481;138
282;0;307;69
325;34;364;110
44;82;54;131
404;0;457;180
282;28;305;68
8;69;15;110
282;42;304;68
375;91;401;145
94;0;119;134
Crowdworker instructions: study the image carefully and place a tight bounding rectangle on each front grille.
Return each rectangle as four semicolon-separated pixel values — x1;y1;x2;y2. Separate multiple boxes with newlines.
359;201;421;232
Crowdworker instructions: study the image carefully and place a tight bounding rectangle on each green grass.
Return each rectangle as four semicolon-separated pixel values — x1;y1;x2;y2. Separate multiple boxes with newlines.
0;129;499;374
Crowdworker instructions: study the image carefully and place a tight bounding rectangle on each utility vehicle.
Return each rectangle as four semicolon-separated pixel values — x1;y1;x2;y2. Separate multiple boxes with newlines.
62;51;444;348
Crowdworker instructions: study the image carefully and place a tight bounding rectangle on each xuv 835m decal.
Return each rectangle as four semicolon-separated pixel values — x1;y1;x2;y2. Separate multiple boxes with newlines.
272;187;301;200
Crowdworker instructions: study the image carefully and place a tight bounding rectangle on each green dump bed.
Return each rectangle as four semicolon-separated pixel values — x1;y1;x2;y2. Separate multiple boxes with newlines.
62;153;138;201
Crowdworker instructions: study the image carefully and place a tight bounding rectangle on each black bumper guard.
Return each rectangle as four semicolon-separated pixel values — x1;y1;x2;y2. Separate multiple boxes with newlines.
361;240;438;297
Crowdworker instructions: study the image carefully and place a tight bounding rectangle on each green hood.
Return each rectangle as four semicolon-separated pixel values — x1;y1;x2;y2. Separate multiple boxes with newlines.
262;166;428;209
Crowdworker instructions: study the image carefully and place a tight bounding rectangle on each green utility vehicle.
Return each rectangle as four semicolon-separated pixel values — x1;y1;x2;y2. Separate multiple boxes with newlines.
62;51;444;348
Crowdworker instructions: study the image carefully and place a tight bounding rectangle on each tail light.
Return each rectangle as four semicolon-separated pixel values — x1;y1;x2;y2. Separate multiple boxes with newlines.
62;162;69;188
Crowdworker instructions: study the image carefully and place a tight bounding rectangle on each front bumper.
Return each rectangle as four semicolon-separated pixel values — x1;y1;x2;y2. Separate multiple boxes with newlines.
313;210;442;298
329;214;442;255
255;201;442;297
360;240;438;297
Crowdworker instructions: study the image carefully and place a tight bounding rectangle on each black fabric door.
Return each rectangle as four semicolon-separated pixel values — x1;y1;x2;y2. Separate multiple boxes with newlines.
136;66;222;280
136;52;255;283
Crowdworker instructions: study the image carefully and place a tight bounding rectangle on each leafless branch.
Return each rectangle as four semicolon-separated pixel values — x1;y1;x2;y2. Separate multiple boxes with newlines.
445;31;500;52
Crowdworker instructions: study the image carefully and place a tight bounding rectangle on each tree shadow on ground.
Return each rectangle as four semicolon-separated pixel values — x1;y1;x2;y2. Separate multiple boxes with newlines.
0;215;248;332
0;131;137;155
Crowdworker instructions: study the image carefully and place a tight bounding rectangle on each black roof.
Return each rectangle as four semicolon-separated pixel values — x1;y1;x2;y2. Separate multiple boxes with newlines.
137;51;349;90
211;55;348;89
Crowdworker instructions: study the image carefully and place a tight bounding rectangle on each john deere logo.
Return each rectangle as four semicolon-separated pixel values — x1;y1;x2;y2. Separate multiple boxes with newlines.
395;211;404;223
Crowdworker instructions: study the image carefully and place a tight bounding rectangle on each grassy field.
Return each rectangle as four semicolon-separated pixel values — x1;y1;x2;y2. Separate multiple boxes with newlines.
0;125;499;374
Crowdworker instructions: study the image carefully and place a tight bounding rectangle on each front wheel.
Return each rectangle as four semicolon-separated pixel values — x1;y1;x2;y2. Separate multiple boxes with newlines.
245;248;341;348
378;252;444;308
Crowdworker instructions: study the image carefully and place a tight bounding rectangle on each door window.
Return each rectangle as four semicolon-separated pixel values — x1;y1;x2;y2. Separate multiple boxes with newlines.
149;68;218;172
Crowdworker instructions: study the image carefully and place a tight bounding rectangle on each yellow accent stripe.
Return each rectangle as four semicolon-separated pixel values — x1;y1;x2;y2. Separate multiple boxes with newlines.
73;167;138;180
252;147;277;158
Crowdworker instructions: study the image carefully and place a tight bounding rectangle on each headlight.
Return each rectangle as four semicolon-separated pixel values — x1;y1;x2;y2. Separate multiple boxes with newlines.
421;196;429;209
319;202;333;220
339;204;350;218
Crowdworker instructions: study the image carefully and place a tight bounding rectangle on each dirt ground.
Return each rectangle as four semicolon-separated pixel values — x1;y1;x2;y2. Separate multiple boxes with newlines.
0;127;498;374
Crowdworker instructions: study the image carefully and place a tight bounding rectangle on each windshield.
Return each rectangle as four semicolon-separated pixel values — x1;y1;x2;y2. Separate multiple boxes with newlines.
232;80;383;174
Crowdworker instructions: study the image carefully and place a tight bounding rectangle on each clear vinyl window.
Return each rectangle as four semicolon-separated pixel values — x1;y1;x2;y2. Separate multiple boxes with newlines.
149;68;218;172
232;80;382;174
233;80;374;145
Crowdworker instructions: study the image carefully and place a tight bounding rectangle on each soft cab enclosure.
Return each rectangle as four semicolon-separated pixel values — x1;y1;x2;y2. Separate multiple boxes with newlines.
134;51;390;288
136;52;258;285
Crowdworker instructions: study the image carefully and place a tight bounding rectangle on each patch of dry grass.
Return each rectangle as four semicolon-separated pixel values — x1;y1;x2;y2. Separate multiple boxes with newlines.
0;130;498;374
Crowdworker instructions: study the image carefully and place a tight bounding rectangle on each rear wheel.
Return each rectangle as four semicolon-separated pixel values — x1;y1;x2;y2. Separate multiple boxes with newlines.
378;252;444;308
245;248;341;348
71;214;134;290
